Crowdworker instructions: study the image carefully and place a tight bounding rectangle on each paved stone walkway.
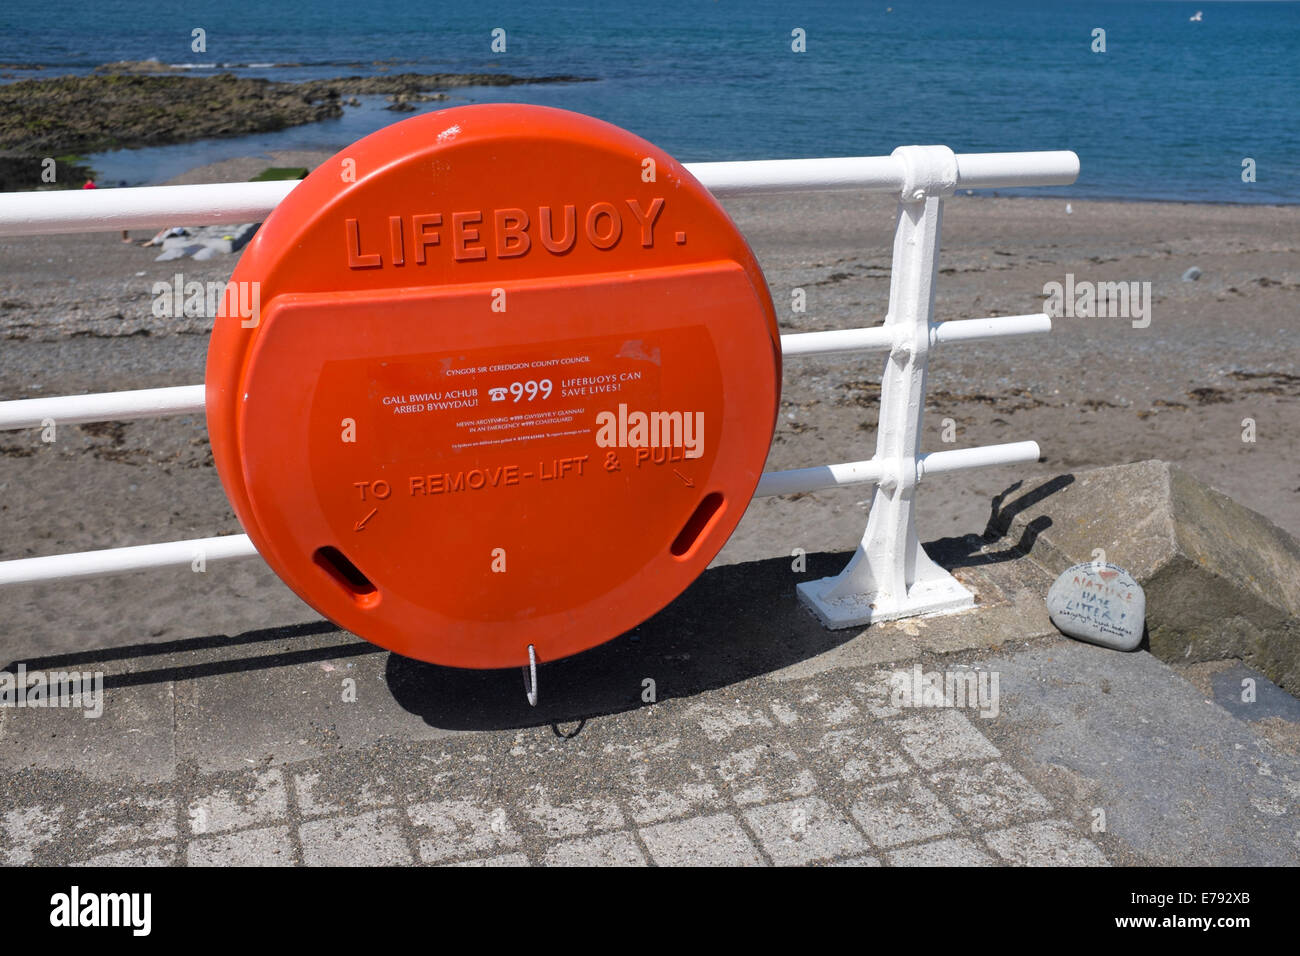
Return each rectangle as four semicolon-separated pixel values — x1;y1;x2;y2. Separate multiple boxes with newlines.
2;663;1110;867
3;549;1296;867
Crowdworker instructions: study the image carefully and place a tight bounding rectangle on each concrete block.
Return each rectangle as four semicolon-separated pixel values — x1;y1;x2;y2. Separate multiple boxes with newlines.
989;460;1300;693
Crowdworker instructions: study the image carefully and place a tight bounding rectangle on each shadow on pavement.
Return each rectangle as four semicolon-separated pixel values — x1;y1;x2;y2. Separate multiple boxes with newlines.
3;619;380;689
4;470;1079;734
387;477;1074;731
384;550;860;731
3;552;860;730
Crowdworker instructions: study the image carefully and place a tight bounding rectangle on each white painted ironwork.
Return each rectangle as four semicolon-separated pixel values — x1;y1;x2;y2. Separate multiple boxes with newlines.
0;315;1049;429
0;151;1080;236
0;534;257;586
0;385;206;430
779;312;1051;358
0;313;1049;431
0;145;1077;632
799;147;955;625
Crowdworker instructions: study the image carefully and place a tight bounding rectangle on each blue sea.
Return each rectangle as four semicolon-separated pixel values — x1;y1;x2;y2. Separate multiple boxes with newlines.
1;0;1297;202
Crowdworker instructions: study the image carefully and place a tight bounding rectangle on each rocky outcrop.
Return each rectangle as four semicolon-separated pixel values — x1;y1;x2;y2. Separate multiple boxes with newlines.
988;459;1300;694
0;69;595;188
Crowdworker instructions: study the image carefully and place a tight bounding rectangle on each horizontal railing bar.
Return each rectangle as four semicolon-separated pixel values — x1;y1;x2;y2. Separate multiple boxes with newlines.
691;156;905;198
0;385;206;430
955;151;1080;190
0;315;1051;430
0;150;1079;236
691;151;1078;198
0;534;256;586
917;440;1041;477
0;181;299;237
755;458;885;498
781;313;1050;357
780;327;894;357
754;440;1040;497
932;313;1052;344
0;440;1042;585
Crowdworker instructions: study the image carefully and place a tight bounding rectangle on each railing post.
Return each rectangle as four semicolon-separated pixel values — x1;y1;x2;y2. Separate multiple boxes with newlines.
798;145;975;628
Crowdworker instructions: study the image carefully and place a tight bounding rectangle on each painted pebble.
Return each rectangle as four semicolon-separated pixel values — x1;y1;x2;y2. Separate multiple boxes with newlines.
1047;562;1146;651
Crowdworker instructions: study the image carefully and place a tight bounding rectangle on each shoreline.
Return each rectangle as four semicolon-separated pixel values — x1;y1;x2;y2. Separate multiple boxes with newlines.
79;147;1300;208
14;147;1297;209
971;192;1300;210
148;150;1300;205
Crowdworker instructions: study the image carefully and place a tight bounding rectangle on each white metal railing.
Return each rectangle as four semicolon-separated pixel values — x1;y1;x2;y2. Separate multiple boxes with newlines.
0;145;1078;628
0;152;1078;235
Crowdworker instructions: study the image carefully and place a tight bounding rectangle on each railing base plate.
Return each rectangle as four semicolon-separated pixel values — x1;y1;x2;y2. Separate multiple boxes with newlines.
795;574;974;629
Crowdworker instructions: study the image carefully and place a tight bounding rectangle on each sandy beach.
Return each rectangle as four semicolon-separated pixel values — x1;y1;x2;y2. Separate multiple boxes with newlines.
1;152;1298;657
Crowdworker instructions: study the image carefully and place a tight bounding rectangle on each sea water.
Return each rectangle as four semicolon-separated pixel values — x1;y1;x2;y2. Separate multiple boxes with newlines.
1;0;1296;202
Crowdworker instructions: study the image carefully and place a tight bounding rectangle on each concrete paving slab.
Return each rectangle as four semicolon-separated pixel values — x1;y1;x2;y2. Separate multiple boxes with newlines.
639;813;765;867
0;677;177;783
850;778;960;848
887;837;996;867
186;826;294;866
928;762;1053;828
541;832;646;867
300;809;412;866
983;820;1110;867
742;797;870;865
186;768;287;836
